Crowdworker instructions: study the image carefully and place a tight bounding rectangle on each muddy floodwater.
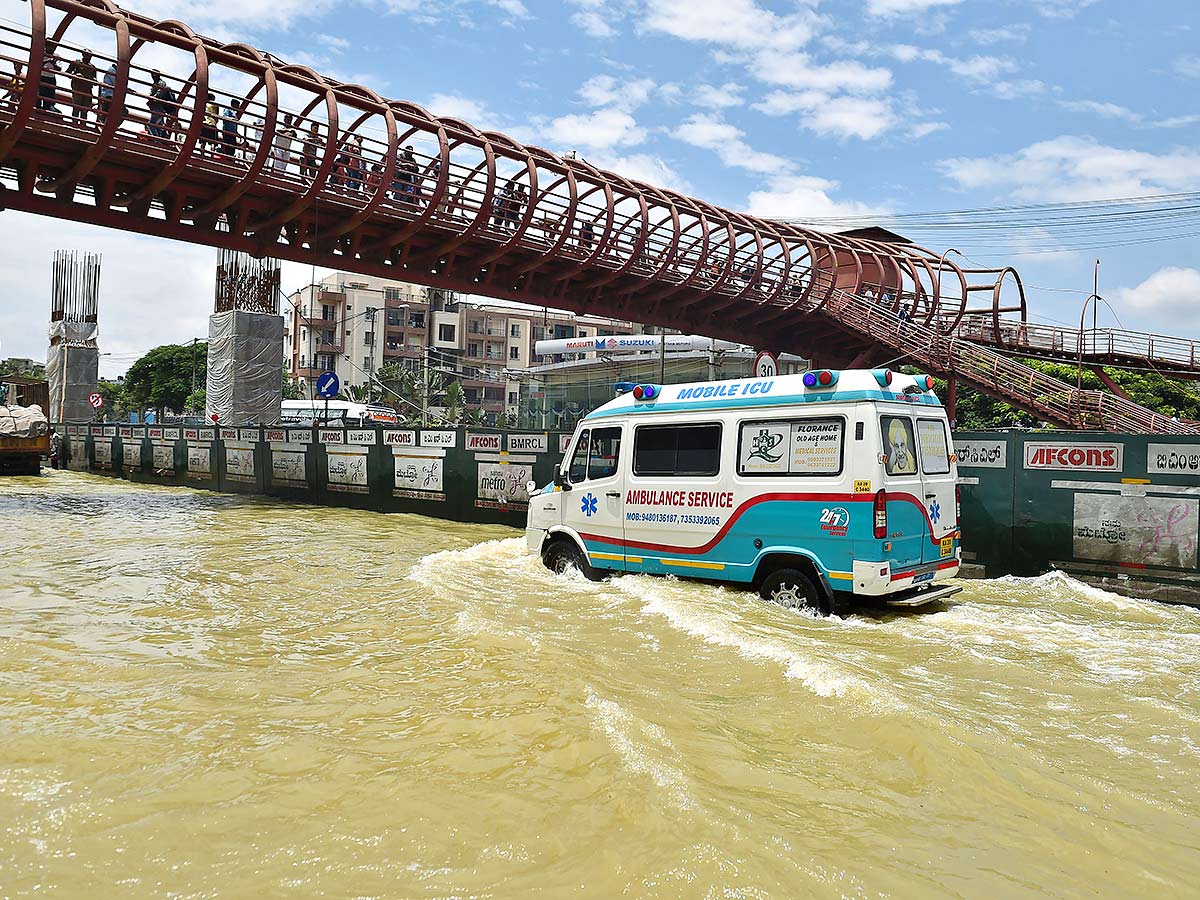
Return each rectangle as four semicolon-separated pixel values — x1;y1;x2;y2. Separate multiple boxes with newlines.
1;472;1198;898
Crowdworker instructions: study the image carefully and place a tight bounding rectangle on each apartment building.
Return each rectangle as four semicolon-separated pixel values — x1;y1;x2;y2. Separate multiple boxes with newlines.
283;272;643;421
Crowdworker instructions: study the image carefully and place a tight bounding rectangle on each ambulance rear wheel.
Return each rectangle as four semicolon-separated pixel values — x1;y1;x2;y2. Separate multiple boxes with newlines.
543;539;603;582
759;568;826;614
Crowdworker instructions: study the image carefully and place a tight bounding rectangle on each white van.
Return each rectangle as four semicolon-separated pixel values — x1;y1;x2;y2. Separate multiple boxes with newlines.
525;369;961;614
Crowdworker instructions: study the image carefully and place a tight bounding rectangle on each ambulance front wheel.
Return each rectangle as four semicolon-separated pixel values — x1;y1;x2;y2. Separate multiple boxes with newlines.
543;539;605;582
759;568;828;615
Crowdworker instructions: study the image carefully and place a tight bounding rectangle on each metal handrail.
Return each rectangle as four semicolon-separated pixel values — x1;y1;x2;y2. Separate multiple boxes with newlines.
829;289;1196;434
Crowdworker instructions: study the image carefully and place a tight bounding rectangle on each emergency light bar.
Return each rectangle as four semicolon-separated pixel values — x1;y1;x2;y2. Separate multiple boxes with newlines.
803;369;839;388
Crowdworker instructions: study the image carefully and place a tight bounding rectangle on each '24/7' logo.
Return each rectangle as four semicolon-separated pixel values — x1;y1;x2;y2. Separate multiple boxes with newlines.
820;506;850;536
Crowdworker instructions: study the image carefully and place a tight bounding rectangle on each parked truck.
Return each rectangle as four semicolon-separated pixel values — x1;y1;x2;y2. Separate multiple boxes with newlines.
0;377;51;475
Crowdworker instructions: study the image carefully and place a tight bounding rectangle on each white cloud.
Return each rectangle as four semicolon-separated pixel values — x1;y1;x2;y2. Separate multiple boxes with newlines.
1033;0;1100;20
909;121;950;139
315;33;351;52
578;74;656;110
887;45;1017;82
640;0;820;52
866;0;964;16
1153;114;1200;129
940;136;1200;202
673;114;791;174
968;24;1032;45
989;79;1048;100
586;152;691;192
1174;55;1200;80
486;0;529;20
746;50;893;93
745;174;889;220
541;107;645;153
424;93;509;132
1112;268;1200;334
566;0;626;38
752;90;897;140
694;82;744;109
1057;99;1141;122
133;0;338;31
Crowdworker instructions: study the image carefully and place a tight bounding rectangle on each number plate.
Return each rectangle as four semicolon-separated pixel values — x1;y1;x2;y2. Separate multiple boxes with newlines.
913;571;935;584
940;537;954;558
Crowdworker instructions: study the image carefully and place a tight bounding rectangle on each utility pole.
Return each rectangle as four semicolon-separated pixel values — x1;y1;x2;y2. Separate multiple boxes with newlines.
707;338;716;381
659;330;666;385
190;337;198;414
421;347;429;427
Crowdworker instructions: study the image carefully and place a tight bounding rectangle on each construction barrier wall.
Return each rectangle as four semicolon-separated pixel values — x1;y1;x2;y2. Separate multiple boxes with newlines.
61;423;573;528
955;430;1200;603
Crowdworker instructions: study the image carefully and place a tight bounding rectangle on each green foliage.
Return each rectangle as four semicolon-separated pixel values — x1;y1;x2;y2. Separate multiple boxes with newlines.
338;383;370;403
282;368;305;401
184;388;206;415
0;358;46;379
123;342;208;417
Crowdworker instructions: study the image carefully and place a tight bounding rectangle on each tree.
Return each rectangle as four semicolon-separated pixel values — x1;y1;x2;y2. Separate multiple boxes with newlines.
96;378;127;421
123;342;208;419
0;358;46;379
282;367;305;400
444;379;465;423
338;383;370;403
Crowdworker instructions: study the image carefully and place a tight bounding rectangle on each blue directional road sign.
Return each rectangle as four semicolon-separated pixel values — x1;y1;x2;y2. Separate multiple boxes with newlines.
315;370;341;399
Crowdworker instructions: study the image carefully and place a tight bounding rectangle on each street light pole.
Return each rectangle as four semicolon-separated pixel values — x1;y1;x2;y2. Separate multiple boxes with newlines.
1078;293;1104;392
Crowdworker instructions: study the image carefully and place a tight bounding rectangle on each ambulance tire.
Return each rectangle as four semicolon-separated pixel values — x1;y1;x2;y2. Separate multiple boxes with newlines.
759;568;829;615
543;539;604;582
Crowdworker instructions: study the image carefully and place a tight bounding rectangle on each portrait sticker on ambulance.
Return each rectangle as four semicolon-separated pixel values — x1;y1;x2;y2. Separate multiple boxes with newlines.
881;416;918;475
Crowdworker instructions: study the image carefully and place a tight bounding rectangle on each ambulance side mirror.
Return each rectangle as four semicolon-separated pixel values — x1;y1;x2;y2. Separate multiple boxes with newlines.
554;469;572;490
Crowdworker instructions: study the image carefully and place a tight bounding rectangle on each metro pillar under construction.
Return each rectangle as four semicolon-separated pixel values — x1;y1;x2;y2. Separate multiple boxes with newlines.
205;250;284;425
46;250;101;423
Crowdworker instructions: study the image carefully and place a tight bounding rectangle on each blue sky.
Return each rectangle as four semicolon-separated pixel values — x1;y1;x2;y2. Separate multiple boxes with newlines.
1;0;1198;374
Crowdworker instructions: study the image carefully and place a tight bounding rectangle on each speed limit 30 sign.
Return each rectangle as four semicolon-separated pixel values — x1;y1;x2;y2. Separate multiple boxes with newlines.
754;351;778;379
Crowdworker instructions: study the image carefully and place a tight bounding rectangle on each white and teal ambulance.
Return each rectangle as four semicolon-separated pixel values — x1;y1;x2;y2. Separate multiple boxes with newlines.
525;369;961;614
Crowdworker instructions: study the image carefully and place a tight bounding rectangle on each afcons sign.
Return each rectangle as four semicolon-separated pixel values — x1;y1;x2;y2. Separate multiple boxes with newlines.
1023;442;1123;472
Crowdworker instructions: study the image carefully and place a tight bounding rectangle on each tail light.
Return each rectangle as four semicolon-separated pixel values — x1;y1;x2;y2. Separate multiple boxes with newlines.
955;484;961;521
873;488;888;539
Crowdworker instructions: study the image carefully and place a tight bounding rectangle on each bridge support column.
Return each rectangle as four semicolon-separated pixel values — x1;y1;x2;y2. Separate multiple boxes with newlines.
948;375;958;428
204;251;284;426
